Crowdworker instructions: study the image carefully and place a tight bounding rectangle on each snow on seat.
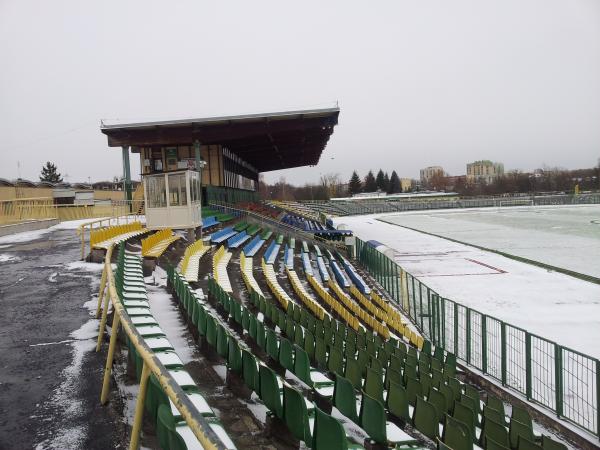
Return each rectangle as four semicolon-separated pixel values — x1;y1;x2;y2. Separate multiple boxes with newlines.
263;240;281;265
212;245;233;293
91;222;148;250
331;260;350;287
180;240;209;282
316;256;329;282
141;228;181;258
169;392;214;419
301;251;313;275
242;234;265;257
175;422;237;450
227;230;251;249
210;226;237;244
240;253;264;297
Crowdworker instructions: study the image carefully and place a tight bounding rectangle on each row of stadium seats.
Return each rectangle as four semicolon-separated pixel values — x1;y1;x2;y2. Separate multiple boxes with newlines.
91;221;147;250
142;229;181;258
113;243;237;450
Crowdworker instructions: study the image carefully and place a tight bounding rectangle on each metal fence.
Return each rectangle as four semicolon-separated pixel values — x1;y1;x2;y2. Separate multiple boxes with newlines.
300;192;600;216
354;237;599;439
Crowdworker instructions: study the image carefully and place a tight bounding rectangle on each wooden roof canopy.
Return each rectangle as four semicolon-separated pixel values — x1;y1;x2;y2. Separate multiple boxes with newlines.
101;107;340;172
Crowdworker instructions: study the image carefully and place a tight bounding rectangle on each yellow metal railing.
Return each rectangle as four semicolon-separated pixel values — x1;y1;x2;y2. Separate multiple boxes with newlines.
95;244;227;450
0;197;57;224
77;213;144;259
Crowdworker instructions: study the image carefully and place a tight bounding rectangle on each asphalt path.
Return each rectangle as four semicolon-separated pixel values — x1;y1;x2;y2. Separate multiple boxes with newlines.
0;228;125;450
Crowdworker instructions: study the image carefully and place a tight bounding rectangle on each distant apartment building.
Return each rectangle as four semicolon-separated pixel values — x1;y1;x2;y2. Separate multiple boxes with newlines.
466;160;504;184
400;178;416;192
420;166;444;185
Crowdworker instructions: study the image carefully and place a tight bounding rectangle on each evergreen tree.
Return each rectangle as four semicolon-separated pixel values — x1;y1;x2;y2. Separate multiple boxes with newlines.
375;169;386;191
383;172;390;193
39;161;63;183
364;170;377;192
348;171;362;195
389;170;402;193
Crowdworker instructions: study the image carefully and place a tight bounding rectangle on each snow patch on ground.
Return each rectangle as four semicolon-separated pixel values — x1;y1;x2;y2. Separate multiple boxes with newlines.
65;260;104;272
0;229;50;245
0;253;19;262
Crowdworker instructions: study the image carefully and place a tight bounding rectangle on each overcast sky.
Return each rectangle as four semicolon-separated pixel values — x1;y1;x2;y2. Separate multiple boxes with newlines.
1;0;599;185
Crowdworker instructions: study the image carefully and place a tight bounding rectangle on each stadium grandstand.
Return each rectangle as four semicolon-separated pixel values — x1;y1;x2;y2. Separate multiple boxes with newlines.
4;106;592;450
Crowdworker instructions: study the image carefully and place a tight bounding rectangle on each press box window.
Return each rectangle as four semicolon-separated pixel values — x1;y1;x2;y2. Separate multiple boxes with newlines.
168;173;187;207
146;175;166;208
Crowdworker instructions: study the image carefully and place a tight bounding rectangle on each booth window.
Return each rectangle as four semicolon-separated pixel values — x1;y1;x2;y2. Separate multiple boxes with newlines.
168;173;187;206
146;175;166;208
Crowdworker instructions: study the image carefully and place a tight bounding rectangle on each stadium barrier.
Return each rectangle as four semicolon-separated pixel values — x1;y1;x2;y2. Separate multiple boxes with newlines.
295;192;600;216
95;244;228;450
354;237;600;440
77;211;144;259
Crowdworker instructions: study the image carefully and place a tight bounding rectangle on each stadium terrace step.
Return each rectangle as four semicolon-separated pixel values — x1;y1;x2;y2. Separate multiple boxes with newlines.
141;229;181;258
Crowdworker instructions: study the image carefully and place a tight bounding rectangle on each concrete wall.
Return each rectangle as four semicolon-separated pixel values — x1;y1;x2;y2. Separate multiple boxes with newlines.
0;187;124;202
0;218;59;237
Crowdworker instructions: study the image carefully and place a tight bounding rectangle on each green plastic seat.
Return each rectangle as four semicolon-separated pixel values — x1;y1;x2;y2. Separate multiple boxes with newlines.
461;394;481;425
157;403;175;450
294;325;304;347
480;416;509;448
248;315;257;341
486;395;506;419
344;358;363;390
443;414;473;450
453;401;476;441
486;436;510;450
428;387;447;423
259;364;283;419
304;330;316;361
285;317;295;339
315;337;328;370
389;354;403;373
242;349;259;392
509;418;535;449
518;436;543;450
421;373;433;398
283;383;313;444
404;363;418;383
406;375;423;406
541;435;567;450
384;367;403;389
484;405;505;426
360;392;418;447
386;380;411;422
413;396;438;440
216;324;229;358
511;405;533;430
364;368;384;404
206;316;217;348
333;375;359;423
448;377;462;401
370;356;384;376
227;337;242;373
279;337;295;372
312;406;364;450
327;346;344;377
266;328;279;360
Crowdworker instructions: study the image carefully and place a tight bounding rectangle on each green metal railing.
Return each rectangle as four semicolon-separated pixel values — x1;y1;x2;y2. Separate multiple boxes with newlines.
354;237;599;439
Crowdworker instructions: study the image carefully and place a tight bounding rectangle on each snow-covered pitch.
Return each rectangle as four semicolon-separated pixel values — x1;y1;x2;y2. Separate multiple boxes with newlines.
334;205;600;360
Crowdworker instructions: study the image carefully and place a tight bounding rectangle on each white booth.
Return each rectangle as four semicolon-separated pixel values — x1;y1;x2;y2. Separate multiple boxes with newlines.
143;170;202;229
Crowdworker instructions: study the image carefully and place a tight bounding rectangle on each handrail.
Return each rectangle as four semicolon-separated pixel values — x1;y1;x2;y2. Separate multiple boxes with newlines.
96;244;227;450
77;212;143;259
